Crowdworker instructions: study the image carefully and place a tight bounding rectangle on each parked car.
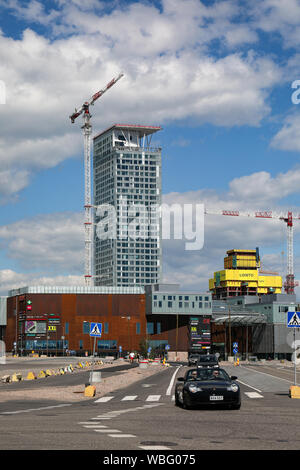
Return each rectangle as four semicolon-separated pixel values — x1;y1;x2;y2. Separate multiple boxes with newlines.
196;354;219;368
175;367;241;410
188;354;200;366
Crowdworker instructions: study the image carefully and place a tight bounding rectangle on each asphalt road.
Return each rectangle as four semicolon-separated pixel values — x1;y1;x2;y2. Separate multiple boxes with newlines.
1;361;300;454
0;359;138;391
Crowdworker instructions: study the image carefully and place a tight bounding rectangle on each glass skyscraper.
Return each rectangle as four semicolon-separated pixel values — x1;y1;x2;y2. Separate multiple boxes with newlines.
93;124;162;287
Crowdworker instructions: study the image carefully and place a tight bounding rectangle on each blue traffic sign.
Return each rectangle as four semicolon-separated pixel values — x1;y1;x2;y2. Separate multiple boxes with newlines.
287;311;300;328
90;322;102;337
233;348;238;354
165;344;170;350
233;342;238;348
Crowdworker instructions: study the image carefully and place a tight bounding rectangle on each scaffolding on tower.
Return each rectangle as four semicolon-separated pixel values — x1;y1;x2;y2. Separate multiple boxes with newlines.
205;208;299;295
69;72;124;286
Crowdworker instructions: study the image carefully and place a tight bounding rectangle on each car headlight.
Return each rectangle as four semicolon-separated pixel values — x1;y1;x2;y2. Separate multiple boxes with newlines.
227;384;239;392
188;383;202;393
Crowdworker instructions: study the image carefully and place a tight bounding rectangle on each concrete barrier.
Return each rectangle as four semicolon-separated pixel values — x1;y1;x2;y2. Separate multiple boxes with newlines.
289;386;300;399
26;371;37;380
89;371;101;383
139;360;148;369
11;373;22;382
84;385;96;397
37;370;47;378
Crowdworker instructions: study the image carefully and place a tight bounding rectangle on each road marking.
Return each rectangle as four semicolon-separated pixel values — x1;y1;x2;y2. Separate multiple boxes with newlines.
94;429;121;433
245;392;264;399
146;395;161;401
240;365;293;384
122;395;137;401
0;404;72;415
139;445;171;450
83;425;108;428
236;379;262;393
166;366;182;396
94;396;114;403
108;434;136;438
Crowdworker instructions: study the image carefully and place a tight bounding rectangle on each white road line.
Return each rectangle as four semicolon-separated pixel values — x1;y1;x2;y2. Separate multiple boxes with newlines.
245;392;264;399
236;379;262;393
1;404;72;415
240;365;293;384
108;434;136;438
139;446;171;450
94;429;121;433
122;396;137;401
94;396;114;403
146;395;161;402
166;366;182;396
83;425;108;428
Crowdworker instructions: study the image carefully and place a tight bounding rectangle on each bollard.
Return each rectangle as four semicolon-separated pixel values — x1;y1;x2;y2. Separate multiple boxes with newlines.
11;373;22;382
2;375;11;383
84;385;96;397
26;371;37;380
37;370;47;378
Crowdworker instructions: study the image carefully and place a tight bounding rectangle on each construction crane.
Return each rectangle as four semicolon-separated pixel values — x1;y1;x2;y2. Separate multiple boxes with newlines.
205;208;299;295
69;72;124;286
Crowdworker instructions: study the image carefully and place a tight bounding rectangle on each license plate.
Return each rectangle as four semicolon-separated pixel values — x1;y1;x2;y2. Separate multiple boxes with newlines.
210;395;223;401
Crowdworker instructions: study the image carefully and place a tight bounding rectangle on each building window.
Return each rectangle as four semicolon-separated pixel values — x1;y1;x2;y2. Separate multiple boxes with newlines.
79;340;83;350
97;340;117;350
147;322;154;334
65;322;69;334
83;322;90;334
104;322;109;334
157;322;161;334
136;322;141;334
168;301;172;308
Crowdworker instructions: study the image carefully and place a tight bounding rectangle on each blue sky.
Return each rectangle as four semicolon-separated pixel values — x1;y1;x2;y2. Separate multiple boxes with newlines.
0;0;300;296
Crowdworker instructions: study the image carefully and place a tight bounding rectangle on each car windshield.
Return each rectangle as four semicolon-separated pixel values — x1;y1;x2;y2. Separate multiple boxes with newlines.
186;368;230;381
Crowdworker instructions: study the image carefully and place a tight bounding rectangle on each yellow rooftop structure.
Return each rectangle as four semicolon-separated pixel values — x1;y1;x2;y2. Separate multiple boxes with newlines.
209;248;282;299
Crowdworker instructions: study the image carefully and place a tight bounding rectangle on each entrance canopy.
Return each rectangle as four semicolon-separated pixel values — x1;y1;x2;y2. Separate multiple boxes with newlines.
212;313;266;325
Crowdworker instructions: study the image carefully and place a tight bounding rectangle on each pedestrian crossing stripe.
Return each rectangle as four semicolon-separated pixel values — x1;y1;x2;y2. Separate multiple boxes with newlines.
287;312;300;327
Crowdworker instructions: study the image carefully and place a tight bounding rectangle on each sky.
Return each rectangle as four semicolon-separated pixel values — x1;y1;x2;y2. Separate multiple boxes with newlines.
0;0;300;297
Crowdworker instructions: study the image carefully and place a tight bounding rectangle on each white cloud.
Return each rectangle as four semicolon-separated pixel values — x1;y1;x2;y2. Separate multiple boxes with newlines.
271;113;300;152
0;0;284;198
0;212;84;273
0;166;298;294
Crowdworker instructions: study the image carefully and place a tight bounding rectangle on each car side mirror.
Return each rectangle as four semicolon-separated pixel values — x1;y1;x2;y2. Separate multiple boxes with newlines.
231;376;237;380
177;377;184;382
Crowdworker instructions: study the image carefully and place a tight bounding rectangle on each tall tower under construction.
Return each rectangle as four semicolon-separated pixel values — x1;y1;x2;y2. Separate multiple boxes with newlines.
93;124;162;287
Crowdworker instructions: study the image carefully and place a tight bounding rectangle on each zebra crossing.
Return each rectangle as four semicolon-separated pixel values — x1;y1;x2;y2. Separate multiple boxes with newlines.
95;394;167;403
94;391;264;404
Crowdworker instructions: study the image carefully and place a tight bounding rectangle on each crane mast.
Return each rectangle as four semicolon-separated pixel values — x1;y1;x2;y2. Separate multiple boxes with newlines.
69;73;124;286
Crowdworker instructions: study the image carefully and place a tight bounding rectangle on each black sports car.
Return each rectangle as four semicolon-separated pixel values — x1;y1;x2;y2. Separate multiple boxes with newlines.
175;367;241;410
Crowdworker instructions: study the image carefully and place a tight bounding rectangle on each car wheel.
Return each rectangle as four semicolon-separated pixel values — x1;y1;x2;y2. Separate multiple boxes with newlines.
182;391;192;410
175;393;180;407
231;403;241;410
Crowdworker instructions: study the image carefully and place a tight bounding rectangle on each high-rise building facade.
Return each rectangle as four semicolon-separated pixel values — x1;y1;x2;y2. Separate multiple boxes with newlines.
93;124;162;287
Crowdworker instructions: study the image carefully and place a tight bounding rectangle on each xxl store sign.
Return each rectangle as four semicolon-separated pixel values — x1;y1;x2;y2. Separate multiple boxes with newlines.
189;316;211;350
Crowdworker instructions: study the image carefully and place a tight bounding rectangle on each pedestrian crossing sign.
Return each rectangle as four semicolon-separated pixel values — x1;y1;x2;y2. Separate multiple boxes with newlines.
90;322;102;337
287;312;300;328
